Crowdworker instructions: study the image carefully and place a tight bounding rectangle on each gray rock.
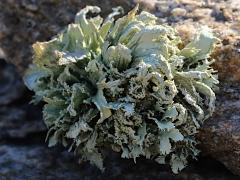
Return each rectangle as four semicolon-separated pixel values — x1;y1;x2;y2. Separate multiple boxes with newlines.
0;145;238;180
0;60;24;105
0;145;84;180
199;83;240;176
0;59;46;140
0;105;46;140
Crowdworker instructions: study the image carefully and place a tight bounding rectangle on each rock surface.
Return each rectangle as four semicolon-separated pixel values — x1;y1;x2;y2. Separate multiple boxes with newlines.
0;0;240;179
0;59;46;141
0;105;46;140
0;59;24;105
198;83;240;176
0;145;238;180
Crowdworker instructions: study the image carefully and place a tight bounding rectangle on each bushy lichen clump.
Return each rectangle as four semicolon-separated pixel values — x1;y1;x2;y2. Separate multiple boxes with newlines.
24;6;218;173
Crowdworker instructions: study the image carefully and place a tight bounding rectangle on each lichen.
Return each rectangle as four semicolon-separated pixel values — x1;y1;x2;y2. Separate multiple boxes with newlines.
24;5;218;173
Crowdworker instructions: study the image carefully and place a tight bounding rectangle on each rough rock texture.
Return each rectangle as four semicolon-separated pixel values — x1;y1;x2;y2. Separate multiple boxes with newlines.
0;145;239;180
198;83;240;176
0;0;240;178
0;105;46;140
0;59;24;105
212;35;240;82
0;60;46;140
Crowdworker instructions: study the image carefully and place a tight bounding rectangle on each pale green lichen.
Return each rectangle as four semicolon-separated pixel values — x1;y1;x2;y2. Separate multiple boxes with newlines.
24;5;219;173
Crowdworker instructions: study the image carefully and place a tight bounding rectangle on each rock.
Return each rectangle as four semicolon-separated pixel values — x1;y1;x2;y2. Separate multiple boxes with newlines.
0;59;45;140
211;5;233;21
0;59;24;105
0;145;238;180
190;8;213;21
135;0;158;11
0;105;46;140
171;8;187;17
212;35;240;82
199;83;240;176
0;145;84;179
0;48;5;59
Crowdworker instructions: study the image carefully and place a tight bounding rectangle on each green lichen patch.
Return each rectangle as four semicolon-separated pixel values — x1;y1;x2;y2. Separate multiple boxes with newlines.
24;5;218;173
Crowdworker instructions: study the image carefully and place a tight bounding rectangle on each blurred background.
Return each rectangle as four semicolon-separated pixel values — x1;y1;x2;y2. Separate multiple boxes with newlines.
0;0;240;179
